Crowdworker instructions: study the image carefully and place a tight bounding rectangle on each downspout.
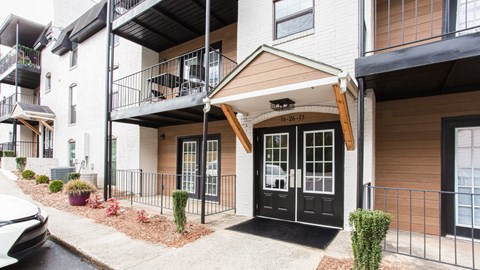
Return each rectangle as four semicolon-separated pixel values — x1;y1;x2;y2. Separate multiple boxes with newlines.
200;0;211;224
357;0;366;209
13;23;19;155
104;0;113;200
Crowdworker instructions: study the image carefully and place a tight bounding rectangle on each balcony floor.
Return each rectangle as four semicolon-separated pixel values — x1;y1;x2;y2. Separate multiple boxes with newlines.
0;64;41;89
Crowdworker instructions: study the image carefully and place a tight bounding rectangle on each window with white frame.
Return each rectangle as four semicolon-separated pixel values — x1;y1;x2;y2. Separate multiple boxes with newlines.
264;133;289;191
45;73;51;93
304;130;335;194
456;0;480;35
68;139;76;167
70;42;78;68
274;0;314;40
69;84;77;125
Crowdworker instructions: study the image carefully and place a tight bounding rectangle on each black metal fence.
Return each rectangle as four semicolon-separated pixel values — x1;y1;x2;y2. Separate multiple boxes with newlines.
364;184;479;269
111;49;237;110
0;45;41;75
112;170;236;216
362;0;480;55
0;141;39;158
113;0;145;18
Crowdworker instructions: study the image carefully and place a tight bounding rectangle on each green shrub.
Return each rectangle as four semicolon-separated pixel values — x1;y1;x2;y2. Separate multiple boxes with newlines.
16;157;27;172
172;190;188;233
49;180;64;193
67;172;81;180
349;209;392;270
36;175;50;185
3;150;15;157
0;151;3;158
22;170;35;180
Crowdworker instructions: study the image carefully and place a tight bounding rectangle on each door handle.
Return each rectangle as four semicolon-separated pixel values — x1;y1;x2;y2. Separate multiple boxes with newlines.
289;169;295;188
296;169;302;188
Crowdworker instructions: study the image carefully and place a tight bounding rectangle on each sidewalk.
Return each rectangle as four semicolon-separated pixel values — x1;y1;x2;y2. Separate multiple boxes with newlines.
0;171;322;270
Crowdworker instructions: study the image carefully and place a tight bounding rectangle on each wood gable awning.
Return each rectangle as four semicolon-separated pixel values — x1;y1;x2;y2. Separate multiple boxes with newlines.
209;45;357;152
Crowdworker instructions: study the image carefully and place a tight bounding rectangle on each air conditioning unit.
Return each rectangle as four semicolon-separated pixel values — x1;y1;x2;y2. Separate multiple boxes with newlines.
80;173;98;187
51;167;75;183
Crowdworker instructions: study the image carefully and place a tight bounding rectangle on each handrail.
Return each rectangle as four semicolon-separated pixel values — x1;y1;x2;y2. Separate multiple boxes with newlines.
0;45;41;75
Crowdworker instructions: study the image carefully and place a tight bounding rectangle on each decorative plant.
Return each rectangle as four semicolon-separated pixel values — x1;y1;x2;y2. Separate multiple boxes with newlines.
22;170;35;180
105;198;120;216
36;175;50;185
15;157;27;172
64;179;95;195
86;194;104;209
172;190;188;233
136;210;150;223
49;180;64;193
67;172;81;180
349;209;392;270
3;150;15;157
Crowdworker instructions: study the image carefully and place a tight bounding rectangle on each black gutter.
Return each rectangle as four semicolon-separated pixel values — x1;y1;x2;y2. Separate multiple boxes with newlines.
104;0;113;200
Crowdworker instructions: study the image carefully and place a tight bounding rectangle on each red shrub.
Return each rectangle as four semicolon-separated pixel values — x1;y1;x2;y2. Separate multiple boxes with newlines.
86;194;104;209
105;198;120;216
136;210;150;223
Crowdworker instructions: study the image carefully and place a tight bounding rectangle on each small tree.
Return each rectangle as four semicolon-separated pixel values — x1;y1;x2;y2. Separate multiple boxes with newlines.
172;190;188;233
349;209;392;270
16;157;27;172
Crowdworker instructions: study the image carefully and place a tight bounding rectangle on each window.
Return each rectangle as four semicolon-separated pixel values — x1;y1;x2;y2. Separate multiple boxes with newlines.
45;73;51;93
304;130;335;194
274;0;314;39
69;84;77;125
70;42;78;68
68;139;76;167
456;0;480;35
263;133;289;191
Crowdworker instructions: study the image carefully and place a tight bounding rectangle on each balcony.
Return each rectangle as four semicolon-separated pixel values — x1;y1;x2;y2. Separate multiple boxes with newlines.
0;45;41;89
0;141;39;158
111;0;238;52
0;93;38;123
356;0;480;101
111;49;236;127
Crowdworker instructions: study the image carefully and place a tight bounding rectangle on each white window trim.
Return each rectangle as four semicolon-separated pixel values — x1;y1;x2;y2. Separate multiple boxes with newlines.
273;0;315;40
206;139;219;196
263;132;289;192
45;72;51;93
303;129;335;195
181;141;197;194
70;43;78;69
68;83;77;126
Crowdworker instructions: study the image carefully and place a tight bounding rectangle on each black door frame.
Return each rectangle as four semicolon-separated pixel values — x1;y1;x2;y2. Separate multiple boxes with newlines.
254;121;345;228
176;134;221;201
441;114;480;238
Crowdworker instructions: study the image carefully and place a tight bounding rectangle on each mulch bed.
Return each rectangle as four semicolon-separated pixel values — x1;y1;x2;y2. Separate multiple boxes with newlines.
317;256;411;270
16;178;213;247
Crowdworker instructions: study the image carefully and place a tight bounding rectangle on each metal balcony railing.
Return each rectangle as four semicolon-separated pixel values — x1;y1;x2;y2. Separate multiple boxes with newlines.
0;45;41;75
364;184;480;269
0;93;38;119
113;0;145;19
0;141;39;158
112;49;237;111
362;0;480;55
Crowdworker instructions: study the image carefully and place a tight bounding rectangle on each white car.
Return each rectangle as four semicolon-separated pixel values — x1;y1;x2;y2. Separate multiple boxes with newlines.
0;195;49;268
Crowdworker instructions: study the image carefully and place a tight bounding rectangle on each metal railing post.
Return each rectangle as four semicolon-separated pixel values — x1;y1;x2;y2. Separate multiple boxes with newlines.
130;171;133;206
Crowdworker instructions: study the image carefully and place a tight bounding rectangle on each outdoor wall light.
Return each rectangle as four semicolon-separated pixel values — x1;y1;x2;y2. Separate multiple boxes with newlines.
269;98;295;111
160;133;165;140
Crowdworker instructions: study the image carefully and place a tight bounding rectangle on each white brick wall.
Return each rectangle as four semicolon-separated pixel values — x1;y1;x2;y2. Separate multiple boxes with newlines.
2;157;58;176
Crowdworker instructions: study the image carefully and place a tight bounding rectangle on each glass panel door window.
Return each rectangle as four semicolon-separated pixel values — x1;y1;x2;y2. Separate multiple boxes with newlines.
456;127;480;228
263;133;289;191
208;50;220;87
206;140;219;196
304;130;335;194
181;141;197;194
456;0;480;35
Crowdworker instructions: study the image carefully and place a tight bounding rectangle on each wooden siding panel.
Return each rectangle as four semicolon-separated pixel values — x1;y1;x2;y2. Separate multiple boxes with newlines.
374;0;443;52
375;91;480;235
214;52;332;99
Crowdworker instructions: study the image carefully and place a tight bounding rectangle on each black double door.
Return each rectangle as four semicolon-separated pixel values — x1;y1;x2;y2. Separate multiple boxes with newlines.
255;122;344;228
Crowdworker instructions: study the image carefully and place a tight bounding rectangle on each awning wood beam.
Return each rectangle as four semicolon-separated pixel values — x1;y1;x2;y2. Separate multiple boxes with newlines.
220;104;252;153
38;119;54;132
333;84;355;150
17;118;41;136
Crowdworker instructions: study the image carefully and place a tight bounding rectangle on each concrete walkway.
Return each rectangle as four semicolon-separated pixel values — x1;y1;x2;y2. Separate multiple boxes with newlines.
0;170;462;270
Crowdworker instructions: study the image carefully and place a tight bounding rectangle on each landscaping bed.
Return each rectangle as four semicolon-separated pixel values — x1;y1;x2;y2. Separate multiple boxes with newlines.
316;256;411;270
16;178;213;247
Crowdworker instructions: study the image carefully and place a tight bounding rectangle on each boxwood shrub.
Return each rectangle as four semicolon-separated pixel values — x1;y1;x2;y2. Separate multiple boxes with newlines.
22;170;35;180
36;175;50;185
172;190;188;233
49;180;64;193
67;172;81;180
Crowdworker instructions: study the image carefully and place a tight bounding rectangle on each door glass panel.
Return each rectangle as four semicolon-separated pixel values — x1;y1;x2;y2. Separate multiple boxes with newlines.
264;133;288;191
455;127;480;229
206;140;219;196
304;130;335;194
182;141;197;193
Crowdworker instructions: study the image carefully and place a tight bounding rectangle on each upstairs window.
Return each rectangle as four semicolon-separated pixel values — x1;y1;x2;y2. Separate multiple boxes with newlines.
69;84;77;125
70;42;78;68
45;73;51;93
274;0;314;40
456;0;480;35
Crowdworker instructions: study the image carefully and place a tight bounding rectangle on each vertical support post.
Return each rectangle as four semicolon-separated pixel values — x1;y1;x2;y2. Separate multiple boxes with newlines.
357;78;365;208
359;0;365;57
13;23;19;155
104;0;113;200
